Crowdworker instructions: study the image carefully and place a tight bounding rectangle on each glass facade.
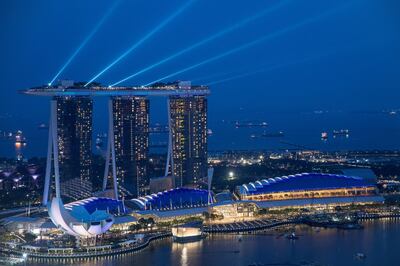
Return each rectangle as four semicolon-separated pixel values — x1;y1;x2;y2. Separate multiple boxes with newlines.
112;96;149;198
169;95;207;187
55;96;93;201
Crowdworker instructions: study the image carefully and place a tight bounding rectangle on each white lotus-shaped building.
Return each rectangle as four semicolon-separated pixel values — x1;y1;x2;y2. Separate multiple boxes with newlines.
48;197;114;237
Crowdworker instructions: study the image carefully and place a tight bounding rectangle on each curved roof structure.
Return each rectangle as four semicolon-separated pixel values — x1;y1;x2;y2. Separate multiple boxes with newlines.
132;188;210;211
65;197;125;215
238;173;374;196
48;197;114;237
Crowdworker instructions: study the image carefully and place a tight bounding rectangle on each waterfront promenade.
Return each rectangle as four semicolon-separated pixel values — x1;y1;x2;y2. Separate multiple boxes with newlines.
1;233;172;259
205;212;400;234
1;212;400;260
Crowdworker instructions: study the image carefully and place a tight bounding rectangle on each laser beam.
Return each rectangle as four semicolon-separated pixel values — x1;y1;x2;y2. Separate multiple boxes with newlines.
144;1;354;86
206;57;315;86
85;0;195;87
48;1;120;86
109;0;291;87
191;70;239;84
206;46;351;86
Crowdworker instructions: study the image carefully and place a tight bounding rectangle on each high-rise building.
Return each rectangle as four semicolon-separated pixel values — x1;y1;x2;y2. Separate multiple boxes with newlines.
56;96;93;201
112;96;149;198
169;95;207;187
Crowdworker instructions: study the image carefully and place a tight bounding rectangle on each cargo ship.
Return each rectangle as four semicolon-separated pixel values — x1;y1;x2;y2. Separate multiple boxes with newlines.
15;130;26;144
234;121;268;128
333;129;350;137
333;129;349;134
262;131;284;138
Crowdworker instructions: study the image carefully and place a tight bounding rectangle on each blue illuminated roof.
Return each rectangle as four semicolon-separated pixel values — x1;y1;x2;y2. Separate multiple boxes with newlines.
239;173;375;195
65;197;125;214
132;188;210;210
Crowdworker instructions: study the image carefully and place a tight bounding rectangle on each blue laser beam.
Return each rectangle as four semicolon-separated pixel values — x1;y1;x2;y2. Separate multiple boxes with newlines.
206;57;316;86
144;1;354;86
85;0;195;87
191;70;239;84
206;45;354;86
48;1;121;86
108;0;291;87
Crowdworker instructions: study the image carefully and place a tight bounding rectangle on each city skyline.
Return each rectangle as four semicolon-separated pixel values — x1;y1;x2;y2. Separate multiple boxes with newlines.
1;0;399;159
30;81;210;203
1;1;400;265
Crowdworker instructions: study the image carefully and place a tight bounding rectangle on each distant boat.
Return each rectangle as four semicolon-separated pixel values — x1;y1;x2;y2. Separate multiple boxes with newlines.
321;132;328;140
38;123;48;129
355;253;366;260
333;129;350;135
15;130;26;144
262;131;284;138
286;232;298;240
235;121;268;128
207;129;213;136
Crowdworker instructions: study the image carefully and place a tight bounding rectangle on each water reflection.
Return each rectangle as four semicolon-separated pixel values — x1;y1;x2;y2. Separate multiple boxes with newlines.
181;247;187;266
172;240;203;266
25;220;400;266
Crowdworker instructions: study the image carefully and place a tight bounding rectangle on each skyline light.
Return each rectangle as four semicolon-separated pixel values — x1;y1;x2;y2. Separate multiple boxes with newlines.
1;0;398;118
108;0;291;87
144;1;353;86
84;0;196;87
205;53;326;86
48;1;121;86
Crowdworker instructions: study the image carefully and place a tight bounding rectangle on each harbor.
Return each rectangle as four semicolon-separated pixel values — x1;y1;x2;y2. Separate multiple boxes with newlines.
10;219;400;266
2;212;399;262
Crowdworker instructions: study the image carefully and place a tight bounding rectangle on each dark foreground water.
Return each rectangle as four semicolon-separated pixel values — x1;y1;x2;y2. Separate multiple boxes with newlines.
27;219;400;266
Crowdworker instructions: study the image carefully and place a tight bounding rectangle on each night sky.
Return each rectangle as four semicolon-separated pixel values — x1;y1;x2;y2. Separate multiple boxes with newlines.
1;0;400;127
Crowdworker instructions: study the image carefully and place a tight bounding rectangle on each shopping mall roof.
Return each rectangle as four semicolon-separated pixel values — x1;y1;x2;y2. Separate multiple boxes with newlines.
252;195;384;208
238;173;375;196
136;206;208;219
64;197;125;214
114;215;137;225
131;188;210;211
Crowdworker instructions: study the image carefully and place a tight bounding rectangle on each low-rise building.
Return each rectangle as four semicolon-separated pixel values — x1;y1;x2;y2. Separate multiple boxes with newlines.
237;173;378;202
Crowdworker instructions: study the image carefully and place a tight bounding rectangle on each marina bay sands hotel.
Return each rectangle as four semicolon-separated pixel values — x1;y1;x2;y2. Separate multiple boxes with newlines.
23;80;209;204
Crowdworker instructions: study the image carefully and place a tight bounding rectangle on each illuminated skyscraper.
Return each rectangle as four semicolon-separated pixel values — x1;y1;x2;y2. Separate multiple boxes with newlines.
169;95;207;187
56;96;93;200
112;97;149;198
24;80;209;205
